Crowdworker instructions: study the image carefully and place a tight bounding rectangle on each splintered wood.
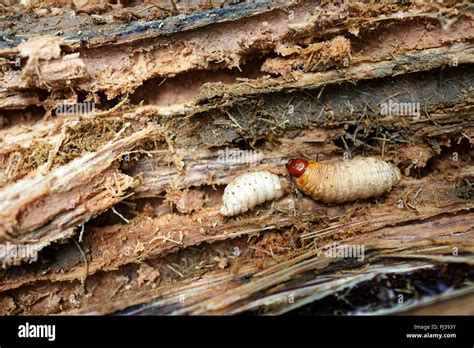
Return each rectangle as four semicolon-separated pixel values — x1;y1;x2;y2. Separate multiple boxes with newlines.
0;0;472;316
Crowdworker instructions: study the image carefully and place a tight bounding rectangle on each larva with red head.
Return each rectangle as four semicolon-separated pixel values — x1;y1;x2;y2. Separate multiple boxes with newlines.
220;171;288;216
287;157;401;203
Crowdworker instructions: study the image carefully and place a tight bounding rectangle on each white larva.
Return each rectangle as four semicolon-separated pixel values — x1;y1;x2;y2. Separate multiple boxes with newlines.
287;157;401;203
219;171;288;216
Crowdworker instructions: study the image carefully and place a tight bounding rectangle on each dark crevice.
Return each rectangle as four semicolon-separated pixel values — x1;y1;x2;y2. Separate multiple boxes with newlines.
406;137;471;179
129;55;269;107
284;263;474;316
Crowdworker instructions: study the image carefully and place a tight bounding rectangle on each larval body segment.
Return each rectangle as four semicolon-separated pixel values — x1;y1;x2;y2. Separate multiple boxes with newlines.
290;157;401;203
219;171;287;216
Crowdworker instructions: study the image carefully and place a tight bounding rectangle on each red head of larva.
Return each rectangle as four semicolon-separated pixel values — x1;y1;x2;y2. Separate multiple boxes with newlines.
286;158;308;178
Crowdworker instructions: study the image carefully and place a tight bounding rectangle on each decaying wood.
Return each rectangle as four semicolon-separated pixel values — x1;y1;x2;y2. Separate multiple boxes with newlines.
0;0;472;316
0;125;160;266
1;1;473;110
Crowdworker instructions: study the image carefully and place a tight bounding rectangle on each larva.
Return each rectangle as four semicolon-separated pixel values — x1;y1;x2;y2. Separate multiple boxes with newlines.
220;171;288;216
287;157;401;203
